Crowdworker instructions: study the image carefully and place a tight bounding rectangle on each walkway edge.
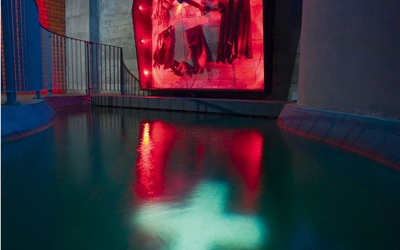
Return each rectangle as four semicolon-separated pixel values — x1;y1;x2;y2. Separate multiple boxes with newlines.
277;103;400;170
1;96;91;142
92;95;286;117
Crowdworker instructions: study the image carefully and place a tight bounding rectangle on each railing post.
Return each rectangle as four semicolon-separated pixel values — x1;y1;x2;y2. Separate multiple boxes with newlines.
86;41;91;95
120;48;125;95
46;32;53;96
29;0;43;99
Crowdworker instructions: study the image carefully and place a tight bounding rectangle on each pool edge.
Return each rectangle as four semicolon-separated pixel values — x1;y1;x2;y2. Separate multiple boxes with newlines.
277;103;400;171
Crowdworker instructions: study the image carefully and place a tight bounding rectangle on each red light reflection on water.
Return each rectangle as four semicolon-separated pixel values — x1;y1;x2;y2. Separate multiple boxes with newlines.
135;121;176;198
134;121;263;209
230;131;263;190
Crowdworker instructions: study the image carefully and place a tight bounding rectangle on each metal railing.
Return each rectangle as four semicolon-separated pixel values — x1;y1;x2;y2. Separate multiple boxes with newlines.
2;0;147;104
41;28;147;96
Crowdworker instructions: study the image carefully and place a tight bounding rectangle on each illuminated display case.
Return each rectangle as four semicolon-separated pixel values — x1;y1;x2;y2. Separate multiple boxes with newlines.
132;0;273;96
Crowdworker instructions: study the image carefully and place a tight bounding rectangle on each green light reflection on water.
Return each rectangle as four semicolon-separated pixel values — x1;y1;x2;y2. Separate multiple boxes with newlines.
134;180;267;250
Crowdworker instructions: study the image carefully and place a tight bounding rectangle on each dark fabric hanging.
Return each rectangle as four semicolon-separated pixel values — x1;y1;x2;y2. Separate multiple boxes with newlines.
217;0;253;63
185;25;212;72
153;25;176;69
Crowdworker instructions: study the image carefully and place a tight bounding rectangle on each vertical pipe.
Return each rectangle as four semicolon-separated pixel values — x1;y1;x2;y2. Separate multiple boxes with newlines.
61;36;65;92
86;42;90;94
104;45;107;91
99;44;103;91
78;40;81;91
67;39;70;92
90;42;94;92
115;47;117;91
54;34;59;92
92;43;95;92
71;39;74;91
94;43;98;92
117;47;120;92
66;37;69;92
111;46;114;91
47;31;53;96
103;45;106;91
109;46;112;91
130;74;133;95
57;34;61;92
115;48;118;92
76;39;79;91
108;45;111;91
80;39;82;91
72;38;76;91
57;35;61;92
74;39;77;91
120;48;124;95
92;42;95;92
40;29;45;90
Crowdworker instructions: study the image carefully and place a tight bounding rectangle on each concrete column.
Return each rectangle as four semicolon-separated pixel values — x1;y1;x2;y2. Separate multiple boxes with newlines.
298;0;400;119
66;0;99;41
90;0;100;42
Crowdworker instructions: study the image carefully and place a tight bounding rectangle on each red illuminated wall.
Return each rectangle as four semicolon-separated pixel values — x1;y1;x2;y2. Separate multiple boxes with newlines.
36;0;65;35
132;0;265;91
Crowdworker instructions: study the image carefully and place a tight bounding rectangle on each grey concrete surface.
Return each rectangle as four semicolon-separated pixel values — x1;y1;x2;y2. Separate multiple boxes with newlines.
99;0;138;75
278;103;400;170
298;0;400;119
66;0;90;40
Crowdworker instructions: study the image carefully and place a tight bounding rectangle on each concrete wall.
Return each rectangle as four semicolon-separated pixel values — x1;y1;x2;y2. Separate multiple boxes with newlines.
65;0;138;75
99;0;137;76
298;0;400;119
66;0;90;40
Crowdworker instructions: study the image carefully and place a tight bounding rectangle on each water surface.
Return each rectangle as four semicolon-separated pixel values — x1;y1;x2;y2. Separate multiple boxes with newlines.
2;107;400;249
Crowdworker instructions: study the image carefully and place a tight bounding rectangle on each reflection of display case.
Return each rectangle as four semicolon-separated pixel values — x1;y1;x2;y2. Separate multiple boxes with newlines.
132;0;272;93
134;120;263;200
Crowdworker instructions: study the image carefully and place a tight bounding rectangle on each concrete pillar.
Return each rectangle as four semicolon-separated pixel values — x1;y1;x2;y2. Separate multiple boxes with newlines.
90;0;100;42
66;0;99;41
298;0;400;119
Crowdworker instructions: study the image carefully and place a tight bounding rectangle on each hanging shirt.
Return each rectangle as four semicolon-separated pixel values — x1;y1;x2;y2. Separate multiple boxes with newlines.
153;25;176;69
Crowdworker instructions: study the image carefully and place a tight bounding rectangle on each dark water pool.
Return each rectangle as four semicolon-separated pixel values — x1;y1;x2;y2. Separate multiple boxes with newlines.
2;106;400;250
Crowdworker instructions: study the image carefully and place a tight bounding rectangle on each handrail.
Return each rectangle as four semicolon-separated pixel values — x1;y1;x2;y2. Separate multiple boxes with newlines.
41;27;146;96
2;0;146;99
